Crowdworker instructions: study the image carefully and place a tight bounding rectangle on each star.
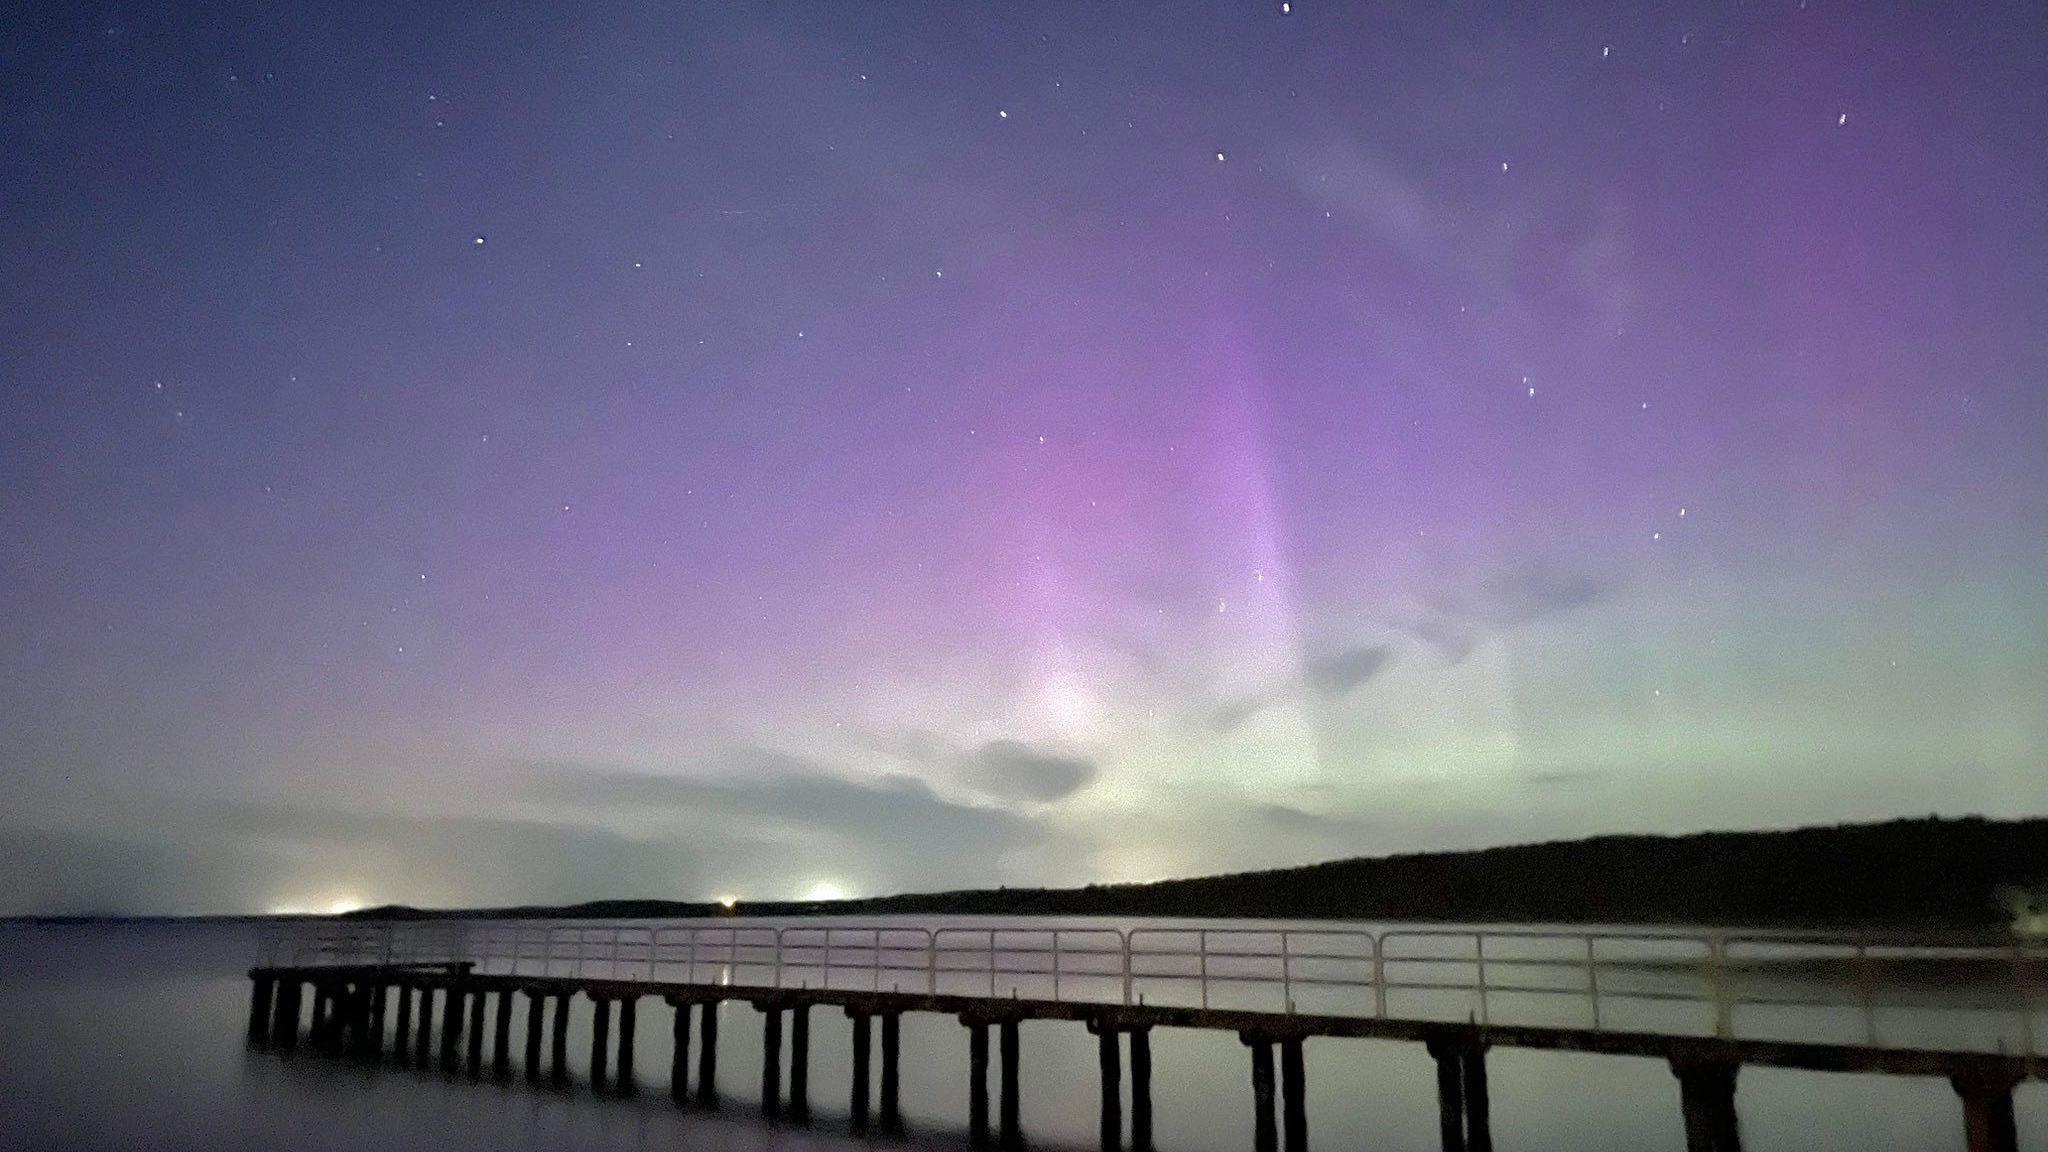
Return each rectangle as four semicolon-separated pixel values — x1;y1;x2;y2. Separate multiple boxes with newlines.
472;235;485;246
1215;151;1226;162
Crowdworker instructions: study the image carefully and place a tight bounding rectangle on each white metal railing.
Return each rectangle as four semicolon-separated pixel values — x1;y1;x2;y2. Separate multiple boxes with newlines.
254;920;2045;1057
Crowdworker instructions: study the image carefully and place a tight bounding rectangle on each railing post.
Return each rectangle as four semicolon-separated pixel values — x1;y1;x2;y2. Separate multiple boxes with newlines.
790;1003;811;1122
1054;931;1063;1001
1474;934;1488;1027
1130;1026;1154;1152
1709;933;1732;1039
928;931;938;995
1121;931;1134;1007
1200;931;1210;1011
1280;933;1293;1014
1952;1070;2020;1152
1586;937;1602;1030
1374;934;1388;1019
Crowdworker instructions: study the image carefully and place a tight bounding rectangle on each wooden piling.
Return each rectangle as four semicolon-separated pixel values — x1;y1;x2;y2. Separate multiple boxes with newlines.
1280;1038;1307;1152
669;999;692;1105
1462;1037;1493;1152
393;983;414;1059
439;981;464;1071
881;1012;903;1134
492;989;514;1079
1952;1074;2019;1152
696;999;720;1107
616;996;637;1096
967;1019;991;1147
850;1010;872;1130
1098;1024;1123;1152
999;1018;1022;1151
524;991;544;1083
465;987;487;1077
271;979;303;1049
1426;1032;1466;1152
1672;1057;1742;1152
1247;1035;1278;1152
1130;1028;1154;1152
311;984;333;1051
366;982;387;1060
590;996;613;1094
414;986;436;1068
550;992;570;1085
760;1004;783;1119
248;975;275;1046
789;1004;811;1122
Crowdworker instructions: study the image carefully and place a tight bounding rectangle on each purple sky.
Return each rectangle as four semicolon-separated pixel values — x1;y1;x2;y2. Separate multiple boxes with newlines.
3;1;2045;914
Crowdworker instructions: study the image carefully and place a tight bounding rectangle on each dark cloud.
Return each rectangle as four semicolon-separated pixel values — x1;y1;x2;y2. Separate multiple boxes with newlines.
1404;562;1608;664
526;751;1060;894
1210;689;1283;732
1304;645;1394;697
1526;768;1609;787
1211;643;1397;731
960;739;1098;803
1254;803;1378;840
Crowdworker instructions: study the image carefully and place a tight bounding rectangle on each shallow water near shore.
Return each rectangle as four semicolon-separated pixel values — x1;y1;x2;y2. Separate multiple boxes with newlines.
2;919;2043;1152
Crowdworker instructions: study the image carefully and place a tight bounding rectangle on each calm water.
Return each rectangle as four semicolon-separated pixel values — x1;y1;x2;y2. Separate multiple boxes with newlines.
2;920;2042;1152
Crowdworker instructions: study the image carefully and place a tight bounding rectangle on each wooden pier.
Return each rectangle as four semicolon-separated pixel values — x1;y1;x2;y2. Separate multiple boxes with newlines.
244;921;2045;1152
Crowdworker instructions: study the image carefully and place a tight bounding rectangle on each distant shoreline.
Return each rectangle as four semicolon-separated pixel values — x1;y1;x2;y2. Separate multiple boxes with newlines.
10;815;2042;935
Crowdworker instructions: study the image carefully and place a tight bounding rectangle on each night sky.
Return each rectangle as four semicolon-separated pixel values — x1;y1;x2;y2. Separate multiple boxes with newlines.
4;2;2045;915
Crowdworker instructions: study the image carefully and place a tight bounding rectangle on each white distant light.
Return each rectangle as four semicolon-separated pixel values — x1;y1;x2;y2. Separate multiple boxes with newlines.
717;894;738;909
803;881;850;902
472;235;485;246
998;109;1008;119
1838;112;1848;126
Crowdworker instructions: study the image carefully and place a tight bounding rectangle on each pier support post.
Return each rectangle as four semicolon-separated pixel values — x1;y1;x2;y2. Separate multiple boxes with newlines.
439;981;464;1071
697;999;720;1107
362;983;386;1060
590;995;613;1094
1245;1033;1278;1152
616;996;637;1096
881;1012;903;1134
368;982;388;1060
550;992;570;1086
668;1000;692;1104
465;987;486;1077
414;986;436;1068
1130;1028;1153;1152
1951;1072;2020;1152
760;1004;783;1119
1000;1018;1023;1151
393;983;414;1060
248;975;275;1046
967;1019;991;1147
1671;1056;1742;1152
310;983;333;1051
1097;1023;1123;1152
849;1010;872;1131
524;991;544;1083
492;989;513;1079
1280;1038;1307;1152
1462;1037;1492;1152
271;979;303;1049
789;1004;811;1123
1426;1032;1468;1152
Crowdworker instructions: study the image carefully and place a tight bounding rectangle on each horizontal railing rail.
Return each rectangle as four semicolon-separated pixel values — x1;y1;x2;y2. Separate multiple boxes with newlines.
254;919;2045;1057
